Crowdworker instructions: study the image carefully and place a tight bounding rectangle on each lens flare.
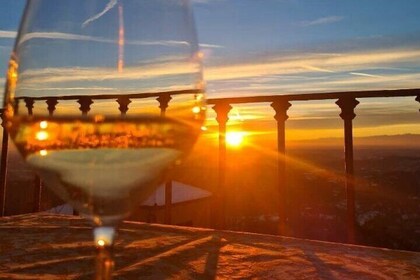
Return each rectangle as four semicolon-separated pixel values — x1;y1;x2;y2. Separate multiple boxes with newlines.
192;106;201;114
39;121;48;129
226;131;245;147
35;131;49;141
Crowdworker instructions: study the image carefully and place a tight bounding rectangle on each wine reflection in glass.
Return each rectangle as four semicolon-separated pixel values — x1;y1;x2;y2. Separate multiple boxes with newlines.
4;0;205;278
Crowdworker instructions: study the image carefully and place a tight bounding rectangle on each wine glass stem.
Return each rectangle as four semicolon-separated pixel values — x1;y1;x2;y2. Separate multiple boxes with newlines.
94;226;116;280
95;245;114;280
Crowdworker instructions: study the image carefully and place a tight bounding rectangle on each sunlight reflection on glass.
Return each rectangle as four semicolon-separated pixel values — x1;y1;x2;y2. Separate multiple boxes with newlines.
35;131;49;141
39;121;48;129
192;106;201;114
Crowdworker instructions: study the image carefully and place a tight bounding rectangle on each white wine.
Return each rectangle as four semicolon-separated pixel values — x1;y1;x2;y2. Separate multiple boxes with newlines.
7;116;202;225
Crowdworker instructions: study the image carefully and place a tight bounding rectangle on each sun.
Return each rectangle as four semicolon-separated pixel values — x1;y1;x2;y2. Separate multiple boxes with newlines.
226;131;245;147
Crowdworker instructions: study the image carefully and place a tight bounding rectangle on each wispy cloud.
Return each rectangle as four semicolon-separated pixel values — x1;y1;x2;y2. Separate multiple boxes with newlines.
300;16;344;27
0;30;17;38
130;40;189;47
205;48;420;82
82;0;118;28
19;32;111;45
192;0;221;3
322;72;420;87
16;59;200;98
18;31;190;48
350;72;383;78
301;65;334;73
202;47;420;99
199;43;224;49
19;61;197;84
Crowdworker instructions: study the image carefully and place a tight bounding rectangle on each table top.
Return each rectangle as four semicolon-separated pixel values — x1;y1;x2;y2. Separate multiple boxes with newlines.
0;213;419;279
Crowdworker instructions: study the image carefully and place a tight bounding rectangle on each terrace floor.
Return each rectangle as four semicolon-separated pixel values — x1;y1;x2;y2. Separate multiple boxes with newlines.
0;213;419;279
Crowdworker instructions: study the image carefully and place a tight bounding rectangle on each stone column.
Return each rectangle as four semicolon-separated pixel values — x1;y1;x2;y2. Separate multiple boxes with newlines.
77;97;93;116
24;98;35;115
157;94;172;116
116;97;131;116
336;97;359;244
157;94;173;224
46;98;58;116
23;98;43;213
212;102;232;229
0;110;8;216
271;99;291;236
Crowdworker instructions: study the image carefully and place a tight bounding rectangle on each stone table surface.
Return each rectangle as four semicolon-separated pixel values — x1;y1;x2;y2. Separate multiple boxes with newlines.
0;213;419;279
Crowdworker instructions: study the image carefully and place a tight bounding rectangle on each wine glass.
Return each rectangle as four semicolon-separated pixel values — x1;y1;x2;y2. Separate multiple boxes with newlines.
3;0;205;278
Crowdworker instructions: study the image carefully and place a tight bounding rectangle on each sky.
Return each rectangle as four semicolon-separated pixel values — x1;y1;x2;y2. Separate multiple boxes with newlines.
1;0;419;140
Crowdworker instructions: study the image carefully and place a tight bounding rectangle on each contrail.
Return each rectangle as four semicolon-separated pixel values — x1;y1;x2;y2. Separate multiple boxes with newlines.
82;0;118;28
117;3;124;72
0;30;17;38
350;72;383;78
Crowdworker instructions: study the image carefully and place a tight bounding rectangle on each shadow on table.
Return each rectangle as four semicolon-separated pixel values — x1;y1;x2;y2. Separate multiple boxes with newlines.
114;234;225;279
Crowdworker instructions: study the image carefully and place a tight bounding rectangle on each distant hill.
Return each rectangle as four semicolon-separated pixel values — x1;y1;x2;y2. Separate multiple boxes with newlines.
288;134;420;148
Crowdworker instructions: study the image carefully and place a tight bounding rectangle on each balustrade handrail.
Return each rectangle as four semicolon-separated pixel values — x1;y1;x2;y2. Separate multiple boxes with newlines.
207;88;420;104
13;88;201;102
8;88;420;105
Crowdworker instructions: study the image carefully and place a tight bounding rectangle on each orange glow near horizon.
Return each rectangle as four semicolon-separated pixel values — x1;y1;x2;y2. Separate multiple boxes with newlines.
226;131;245;147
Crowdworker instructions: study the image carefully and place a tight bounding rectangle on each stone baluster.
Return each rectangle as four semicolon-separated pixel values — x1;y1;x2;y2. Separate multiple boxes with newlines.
336;97;359;244
212;102;232;229
0;110;8;216
46;98;58;116
271;99;292;236
77;97;93;116
156;94;173;224
116;96;131;116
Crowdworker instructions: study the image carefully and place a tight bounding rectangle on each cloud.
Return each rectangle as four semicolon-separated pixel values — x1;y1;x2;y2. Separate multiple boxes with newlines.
82;0;118;28
300;16;344;27
201;47;420;99
321;72;420;87
18;31;190;48
199;43;224;49
0;30;17;38
350;72;383;78
19;32;112;45
129;40;190;47
205;48;420;82
192;0;221;3
15;58;201;97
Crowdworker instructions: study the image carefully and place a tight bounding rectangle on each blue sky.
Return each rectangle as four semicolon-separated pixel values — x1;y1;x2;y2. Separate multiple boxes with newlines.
2;0;420;94
195;0;420;57
1;0;419;139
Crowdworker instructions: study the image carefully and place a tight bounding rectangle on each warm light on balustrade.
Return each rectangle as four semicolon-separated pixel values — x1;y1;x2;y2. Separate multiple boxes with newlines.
0;88;419;244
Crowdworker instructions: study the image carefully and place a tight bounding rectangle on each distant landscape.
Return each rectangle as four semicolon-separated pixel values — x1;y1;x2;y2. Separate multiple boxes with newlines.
1;133;419;251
